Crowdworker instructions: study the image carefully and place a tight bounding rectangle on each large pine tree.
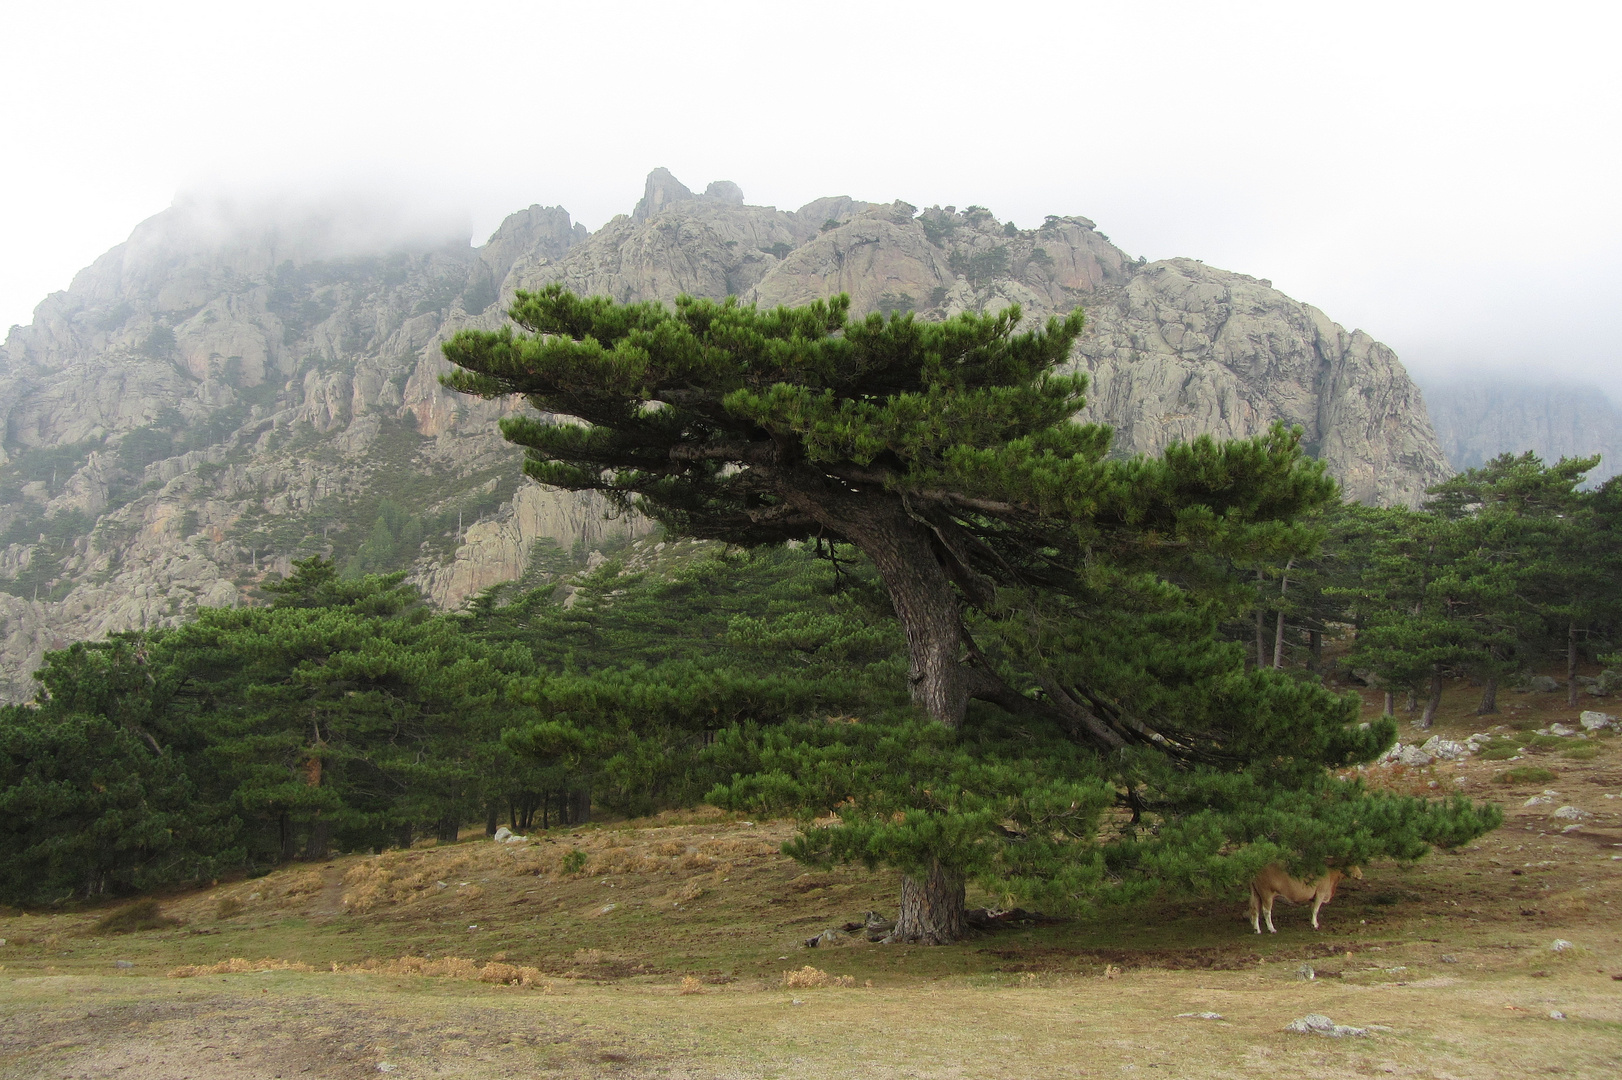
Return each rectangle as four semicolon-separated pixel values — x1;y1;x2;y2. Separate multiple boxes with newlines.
442;287;1332;739
444;289;1500;942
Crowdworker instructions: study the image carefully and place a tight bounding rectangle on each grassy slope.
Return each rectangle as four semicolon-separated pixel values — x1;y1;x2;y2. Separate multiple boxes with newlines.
1;678;1620;1078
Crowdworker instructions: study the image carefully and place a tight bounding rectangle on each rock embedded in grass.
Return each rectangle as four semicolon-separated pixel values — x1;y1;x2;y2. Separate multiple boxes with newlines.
1284;1014;1367;1037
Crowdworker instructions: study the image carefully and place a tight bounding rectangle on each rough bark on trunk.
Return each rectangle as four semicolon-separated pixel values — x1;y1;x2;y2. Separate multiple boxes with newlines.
279;813;297;863
1419;667;1444;728
1272;566;1291;668
436;815;460;844
569;783;592;825
1383;690;1394;716
1568;623;1580;707
892;859;966;944
486;804;499;837
395;823;413;850
799;495;970;727
305;816;330;860
1406;690;1417;713
1476;677;1499;715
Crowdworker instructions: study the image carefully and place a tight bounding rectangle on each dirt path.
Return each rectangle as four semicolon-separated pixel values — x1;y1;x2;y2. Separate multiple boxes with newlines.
310;862;348;921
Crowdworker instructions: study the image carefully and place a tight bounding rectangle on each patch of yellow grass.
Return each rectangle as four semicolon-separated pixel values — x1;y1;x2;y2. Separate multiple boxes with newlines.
678;975;704;995
341;851;473;913
783;965;856;988
168;957;315;978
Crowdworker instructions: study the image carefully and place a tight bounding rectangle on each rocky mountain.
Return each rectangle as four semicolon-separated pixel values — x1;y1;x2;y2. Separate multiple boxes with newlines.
0;169;1448;700
1421;377;1621;484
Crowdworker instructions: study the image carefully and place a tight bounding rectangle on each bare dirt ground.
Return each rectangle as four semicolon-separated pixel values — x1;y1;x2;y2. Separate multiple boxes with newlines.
3;678;1620;1079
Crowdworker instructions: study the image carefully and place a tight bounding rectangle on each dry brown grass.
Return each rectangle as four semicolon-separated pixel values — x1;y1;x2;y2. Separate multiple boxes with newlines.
782;965;856;988
167;957;314;978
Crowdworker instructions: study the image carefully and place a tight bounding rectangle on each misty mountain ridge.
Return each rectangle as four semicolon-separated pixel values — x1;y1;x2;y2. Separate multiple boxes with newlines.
1420;377;1622;485
0;168;1449;700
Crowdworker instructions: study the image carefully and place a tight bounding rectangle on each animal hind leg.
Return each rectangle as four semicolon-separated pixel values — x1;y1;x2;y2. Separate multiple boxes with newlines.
1249;887;1261;934
1263;894;1278;934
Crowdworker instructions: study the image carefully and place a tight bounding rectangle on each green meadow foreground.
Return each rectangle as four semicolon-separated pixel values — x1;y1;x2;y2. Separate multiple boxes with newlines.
3;685;1620;1079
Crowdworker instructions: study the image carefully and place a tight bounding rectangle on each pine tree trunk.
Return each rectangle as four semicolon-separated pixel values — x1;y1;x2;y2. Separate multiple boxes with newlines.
436;815;460;844
485;804;499;837
1383;690;1394;716
1476;678;1499;715
1309;629;1322;672
279;813;297;863
1406;690;1417;713
1420;667;1444;729
570;784;592;825
809;499;970;727
1273;610;1287;668
395;823;413;850
892;859;966;944
305;816;330;860
1568;623;1580;707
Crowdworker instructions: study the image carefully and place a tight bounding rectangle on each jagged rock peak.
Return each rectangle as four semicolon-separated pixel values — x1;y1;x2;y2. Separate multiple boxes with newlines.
631;169;747;221
704;180;745;204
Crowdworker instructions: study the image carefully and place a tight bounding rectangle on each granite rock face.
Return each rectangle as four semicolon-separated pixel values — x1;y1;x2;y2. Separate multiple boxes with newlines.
0;170;1447;699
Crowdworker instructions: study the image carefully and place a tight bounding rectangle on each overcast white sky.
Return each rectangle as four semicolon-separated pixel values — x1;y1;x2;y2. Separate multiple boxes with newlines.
2;0;1617;394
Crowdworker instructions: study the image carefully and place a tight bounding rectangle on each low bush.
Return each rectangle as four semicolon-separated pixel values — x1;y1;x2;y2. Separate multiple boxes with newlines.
89;898;178;935
1496;766;1557;785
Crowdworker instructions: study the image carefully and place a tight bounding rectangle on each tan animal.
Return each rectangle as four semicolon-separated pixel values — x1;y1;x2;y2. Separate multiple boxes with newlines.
1248;863;1362;933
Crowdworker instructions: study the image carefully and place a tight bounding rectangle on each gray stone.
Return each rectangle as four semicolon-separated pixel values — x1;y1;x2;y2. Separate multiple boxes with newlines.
1529;676;1562;693
1297;963;1316;980
1398;745;1434;767
1552;806;1591;821
1548;723;1579;736
1579;710;1616;731
1549;939;1575;952
1420;736;1470;760
1175;1012;1224;1020
1283;1013;1368;1037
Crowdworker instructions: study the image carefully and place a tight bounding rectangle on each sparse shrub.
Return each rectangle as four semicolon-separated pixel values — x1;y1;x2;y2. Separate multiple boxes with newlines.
561;849;588;875
1561;742;1599;760
215;896;243;919
678;975;704;995
89;898;178;935
782;965;854;988
1497;766;1557;784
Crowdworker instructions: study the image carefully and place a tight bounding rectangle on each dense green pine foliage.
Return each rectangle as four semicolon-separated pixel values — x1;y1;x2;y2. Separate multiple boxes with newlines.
437;288;1505;940
440;286;1337;735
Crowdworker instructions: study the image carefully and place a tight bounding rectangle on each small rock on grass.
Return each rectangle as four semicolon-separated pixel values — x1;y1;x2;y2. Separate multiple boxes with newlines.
1176;1012;1224;1020
1550;939;1575;952
1549;1010;1567;1020
1284;1014;1367;1037
1297;963;1316;980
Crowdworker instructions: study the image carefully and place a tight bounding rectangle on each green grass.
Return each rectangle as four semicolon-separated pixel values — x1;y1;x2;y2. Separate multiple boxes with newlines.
1496;765;1557;784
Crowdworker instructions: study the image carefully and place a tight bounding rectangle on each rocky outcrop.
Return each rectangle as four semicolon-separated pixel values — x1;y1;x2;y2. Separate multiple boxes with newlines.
1072;259;1448;506
0;169;1447;700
